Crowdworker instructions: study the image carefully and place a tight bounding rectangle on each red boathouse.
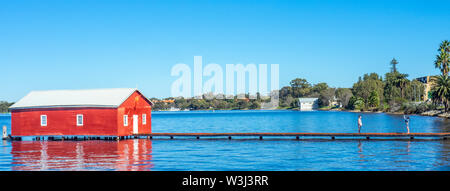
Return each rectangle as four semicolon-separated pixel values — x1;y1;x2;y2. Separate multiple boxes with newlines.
9;88;153;137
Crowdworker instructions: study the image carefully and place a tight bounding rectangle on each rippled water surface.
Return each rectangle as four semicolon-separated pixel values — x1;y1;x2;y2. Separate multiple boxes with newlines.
0;111;449;171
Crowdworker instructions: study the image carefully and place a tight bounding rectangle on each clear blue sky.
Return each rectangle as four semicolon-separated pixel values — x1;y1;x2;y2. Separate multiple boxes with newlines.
1;0;449;102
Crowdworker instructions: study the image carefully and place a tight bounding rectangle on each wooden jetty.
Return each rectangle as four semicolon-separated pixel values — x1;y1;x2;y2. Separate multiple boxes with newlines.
7;132;450;141
139;132;450;140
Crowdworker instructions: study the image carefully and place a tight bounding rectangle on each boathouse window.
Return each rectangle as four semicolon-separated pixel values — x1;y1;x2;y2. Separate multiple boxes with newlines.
76;114;83;126
124;115;128;126
40;115;47;126
142;114;146;125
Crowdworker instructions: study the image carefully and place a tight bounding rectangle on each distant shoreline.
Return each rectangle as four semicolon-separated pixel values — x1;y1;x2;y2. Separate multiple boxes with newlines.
153;107;450;119
321;108;450;119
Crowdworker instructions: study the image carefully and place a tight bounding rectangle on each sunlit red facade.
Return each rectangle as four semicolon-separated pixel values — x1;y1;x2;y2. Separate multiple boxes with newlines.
11;90;152;137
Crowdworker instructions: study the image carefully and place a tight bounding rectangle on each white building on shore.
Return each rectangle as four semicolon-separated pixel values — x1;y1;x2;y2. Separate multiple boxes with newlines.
298;98;319;111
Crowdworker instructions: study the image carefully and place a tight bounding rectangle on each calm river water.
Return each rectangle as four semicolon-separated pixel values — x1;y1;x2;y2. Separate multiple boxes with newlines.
0;110;449;171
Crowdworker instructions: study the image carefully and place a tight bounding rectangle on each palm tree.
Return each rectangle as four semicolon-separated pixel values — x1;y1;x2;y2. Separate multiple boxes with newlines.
394;73;409;98
431;75;450;112
435;40;450;76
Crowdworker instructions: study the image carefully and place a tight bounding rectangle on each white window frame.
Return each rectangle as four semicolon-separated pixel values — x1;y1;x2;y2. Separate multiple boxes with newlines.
40;115;47;126
76;114;83;126
142;114;147;125
124;115;128;126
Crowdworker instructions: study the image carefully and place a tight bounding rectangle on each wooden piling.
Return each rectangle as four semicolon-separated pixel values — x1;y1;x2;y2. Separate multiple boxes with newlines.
2;125;7;140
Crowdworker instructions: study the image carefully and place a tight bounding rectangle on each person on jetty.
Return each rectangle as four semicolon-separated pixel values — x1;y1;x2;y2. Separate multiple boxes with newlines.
357;115;363;133
403;115;410;134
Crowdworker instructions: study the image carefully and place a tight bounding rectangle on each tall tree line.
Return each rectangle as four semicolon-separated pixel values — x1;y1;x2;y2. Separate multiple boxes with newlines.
431;40;450;111
348;59;425;111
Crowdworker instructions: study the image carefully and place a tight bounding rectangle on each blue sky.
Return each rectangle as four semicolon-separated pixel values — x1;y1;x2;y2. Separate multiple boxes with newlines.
1;0;449;102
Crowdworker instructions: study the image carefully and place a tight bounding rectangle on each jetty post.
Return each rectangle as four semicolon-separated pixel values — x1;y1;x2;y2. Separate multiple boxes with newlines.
2;125;7;140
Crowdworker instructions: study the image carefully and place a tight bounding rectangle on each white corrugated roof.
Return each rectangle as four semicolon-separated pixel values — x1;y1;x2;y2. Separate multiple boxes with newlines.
298;97;319;102
10;88;140;109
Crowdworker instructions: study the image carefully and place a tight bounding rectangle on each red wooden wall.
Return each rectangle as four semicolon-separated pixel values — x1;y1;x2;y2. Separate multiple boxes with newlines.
11;107;118;136
117;91;152;136
11;90;152;137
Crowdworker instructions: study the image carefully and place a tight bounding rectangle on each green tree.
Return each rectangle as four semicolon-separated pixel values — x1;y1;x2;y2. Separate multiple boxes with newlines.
431;75;450;112
279;86;292;99
351;97;365;110
153;102;168;110
383;59;410;104
312;83;329;94
236;99;249;109
280;95;295;108
434;40;450;76
368;90;380;108
390;58;399;73
346;96;365;110
393;73;409;98
318;88;335;107
352;73;384;108
384;72;402;102
405;80;425;102
289;78;311;98
335;88;353;108
0;101;14;113
249;100;261;109
347;96;357;110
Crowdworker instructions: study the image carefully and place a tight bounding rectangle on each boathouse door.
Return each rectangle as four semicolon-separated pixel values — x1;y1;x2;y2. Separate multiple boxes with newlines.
133;115;139;134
